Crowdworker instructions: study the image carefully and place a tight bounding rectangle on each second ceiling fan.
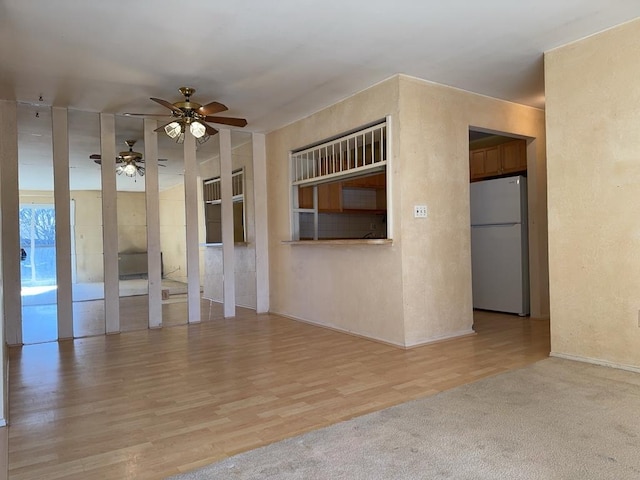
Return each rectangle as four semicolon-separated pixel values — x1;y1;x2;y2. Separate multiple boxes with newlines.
125;87;248;144
91;140;166;178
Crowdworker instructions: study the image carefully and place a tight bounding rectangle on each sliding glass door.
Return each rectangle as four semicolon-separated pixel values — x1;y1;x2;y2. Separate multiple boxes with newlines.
18;104;58;344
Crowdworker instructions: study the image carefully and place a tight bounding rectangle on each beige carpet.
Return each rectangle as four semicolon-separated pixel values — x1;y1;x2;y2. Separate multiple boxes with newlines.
167;358;640;479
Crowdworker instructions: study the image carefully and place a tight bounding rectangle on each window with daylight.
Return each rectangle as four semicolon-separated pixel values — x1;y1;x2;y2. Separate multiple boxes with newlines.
203;168;245;244
19;204;57;286
290;119;389;241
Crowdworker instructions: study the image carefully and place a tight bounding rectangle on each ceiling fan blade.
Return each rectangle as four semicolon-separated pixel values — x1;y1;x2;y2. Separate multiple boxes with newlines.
123;113;170;117
198;101;228;116
137;158;168;163
137;166;145;176
93;154;126;164
204;116;248;128
204;123;218;136
150;97;183;115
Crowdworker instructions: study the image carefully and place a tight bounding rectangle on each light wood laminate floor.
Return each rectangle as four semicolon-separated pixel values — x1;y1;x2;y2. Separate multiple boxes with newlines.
21;295;223;344
21;279;192;344
7;309;550;480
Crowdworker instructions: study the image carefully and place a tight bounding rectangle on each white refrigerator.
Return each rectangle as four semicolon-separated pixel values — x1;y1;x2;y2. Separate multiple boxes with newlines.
470;175;529;316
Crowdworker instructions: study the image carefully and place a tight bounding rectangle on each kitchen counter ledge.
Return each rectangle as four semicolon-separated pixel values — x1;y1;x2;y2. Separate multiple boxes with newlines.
282;239;393;246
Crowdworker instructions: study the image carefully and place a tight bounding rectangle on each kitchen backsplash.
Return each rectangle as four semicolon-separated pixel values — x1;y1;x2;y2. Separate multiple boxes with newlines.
300;212;386;239
342;188;377;210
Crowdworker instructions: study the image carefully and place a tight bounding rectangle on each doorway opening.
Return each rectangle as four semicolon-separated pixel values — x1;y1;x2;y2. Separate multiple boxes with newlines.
468;129;530;318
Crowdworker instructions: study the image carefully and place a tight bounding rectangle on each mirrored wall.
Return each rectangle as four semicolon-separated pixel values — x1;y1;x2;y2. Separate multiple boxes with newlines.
200;131;257;317
157;133;189;326
17;104;57;344
114;116;149;332
12;103;259;343
69;110;105;337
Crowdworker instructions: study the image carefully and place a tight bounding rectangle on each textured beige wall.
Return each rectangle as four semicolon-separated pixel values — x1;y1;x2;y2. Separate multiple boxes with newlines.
70;190;103;282
398;75;547;345
18;191;54;204
0;179;3;421
117;191;147;253
546;19;640;368
159;183;187;283
0;170;3;423
266;75;547;347
267;77;406;345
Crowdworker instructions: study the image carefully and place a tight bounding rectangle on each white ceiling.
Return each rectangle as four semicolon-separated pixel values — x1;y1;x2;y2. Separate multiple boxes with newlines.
2;1;640;191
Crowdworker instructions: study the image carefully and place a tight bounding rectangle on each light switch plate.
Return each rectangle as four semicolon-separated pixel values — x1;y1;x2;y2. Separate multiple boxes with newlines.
414;205;428;218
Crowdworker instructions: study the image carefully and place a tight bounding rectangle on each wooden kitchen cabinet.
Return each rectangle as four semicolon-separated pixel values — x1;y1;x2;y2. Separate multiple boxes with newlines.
298;185;313;209
342;172;386;189
469;139;526;181
297;172;386;212
298;182;342;211
318;182;342;211
469;146;501;180
500;139;527;175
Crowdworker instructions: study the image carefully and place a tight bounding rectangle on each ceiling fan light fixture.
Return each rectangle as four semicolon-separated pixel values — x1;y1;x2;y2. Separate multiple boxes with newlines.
164;121;183;139
190;121;206;138
122;163;137;177
196;133;210;146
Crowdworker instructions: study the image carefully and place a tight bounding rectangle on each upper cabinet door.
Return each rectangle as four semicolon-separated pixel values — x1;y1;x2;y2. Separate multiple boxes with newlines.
470;146;500;180
501;140;527;175
470;139;526;181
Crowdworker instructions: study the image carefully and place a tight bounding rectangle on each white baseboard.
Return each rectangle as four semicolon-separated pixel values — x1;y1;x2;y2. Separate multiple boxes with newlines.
274;312;408;348
550;352;640;374
271;311;475;349
405;329;476;348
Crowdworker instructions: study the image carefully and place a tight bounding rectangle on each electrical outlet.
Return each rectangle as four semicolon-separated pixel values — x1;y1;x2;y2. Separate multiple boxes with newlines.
414;205;428;218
